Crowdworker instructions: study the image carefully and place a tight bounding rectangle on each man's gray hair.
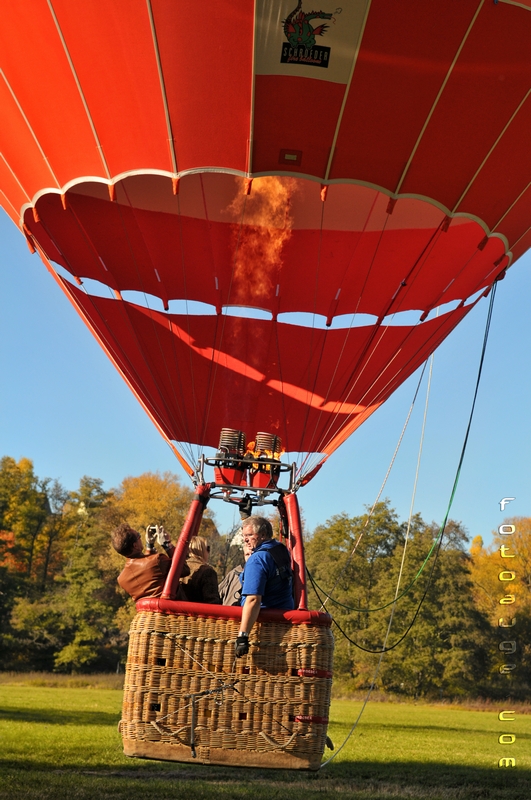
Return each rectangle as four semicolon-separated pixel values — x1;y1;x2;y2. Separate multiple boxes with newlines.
242;516;273;540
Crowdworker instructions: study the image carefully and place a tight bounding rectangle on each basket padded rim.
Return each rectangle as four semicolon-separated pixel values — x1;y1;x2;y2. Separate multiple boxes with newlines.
135;598;332;627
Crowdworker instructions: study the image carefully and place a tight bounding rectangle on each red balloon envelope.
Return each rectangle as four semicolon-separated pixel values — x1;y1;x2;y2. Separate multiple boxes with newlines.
0;0;527;481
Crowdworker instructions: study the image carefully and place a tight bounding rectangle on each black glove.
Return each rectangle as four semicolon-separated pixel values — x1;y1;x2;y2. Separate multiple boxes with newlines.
238;495;253;520
235;633;250;657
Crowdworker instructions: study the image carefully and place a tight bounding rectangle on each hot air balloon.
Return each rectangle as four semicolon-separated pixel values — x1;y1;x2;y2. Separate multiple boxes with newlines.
1;0;529;769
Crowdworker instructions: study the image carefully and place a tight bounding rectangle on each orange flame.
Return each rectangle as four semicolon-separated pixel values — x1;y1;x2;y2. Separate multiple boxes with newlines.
227;177;293;303
244;439;285;473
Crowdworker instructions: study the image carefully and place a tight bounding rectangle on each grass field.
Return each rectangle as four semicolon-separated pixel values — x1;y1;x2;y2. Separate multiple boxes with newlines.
1;675;530;800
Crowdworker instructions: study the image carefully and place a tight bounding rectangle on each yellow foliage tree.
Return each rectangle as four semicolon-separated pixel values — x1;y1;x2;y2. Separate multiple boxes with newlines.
468;518;531;696
468;535;501;624
105;471;218;545
469;518;531;624
493;517;531;593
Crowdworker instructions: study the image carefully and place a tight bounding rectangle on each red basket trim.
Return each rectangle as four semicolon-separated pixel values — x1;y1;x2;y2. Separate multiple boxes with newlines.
297;668;333;679
135;598;332;627
291;715;329;725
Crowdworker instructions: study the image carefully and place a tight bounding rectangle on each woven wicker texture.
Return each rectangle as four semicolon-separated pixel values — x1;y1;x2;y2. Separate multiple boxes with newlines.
120;610;334;770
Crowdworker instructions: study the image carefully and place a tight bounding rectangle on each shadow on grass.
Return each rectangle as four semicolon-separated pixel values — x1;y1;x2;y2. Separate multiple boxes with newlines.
1;757;530;797
330;720;531;740
0;706;118;726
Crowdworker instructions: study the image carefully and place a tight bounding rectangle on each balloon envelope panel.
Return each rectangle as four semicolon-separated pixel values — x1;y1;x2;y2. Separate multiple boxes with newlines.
1;0;528;477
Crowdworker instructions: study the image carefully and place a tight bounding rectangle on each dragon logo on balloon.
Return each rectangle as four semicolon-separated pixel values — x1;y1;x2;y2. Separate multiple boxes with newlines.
280;1;341;68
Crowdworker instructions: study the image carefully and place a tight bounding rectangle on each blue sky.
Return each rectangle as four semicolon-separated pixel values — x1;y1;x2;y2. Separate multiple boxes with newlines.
1;209;529;546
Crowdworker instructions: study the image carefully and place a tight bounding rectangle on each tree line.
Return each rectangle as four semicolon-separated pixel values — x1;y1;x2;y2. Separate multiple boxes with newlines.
305;504;531;700
0;456;221;673
0;455;529;700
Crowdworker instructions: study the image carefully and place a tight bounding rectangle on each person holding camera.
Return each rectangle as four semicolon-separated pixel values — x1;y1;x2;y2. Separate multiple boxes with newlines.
112;522;188;601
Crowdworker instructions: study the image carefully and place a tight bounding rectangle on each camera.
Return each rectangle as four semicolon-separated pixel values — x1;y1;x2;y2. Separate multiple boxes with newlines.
148;525;158;536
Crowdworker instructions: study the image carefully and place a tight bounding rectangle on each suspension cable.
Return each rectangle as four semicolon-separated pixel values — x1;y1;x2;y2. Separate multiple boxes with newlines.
319;358;429;610
321;282;497;648
318;283;498;767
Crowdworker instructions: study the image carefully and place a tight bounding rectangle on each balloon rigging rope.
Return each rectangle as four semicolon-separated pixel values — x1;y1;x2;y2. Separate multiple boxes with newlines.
299;192;389;477
314;343;436;618
196;174;227;456
317;282;497;769
295;192;328;476
174;188;202;460
297;194;392;479
126;186;195;463
41;200;196;465
197;176;250;462
60;182;193;464
317;357;429;612
314;281;496;622
115;189;180;415
116;185;195;466
312;216;448;466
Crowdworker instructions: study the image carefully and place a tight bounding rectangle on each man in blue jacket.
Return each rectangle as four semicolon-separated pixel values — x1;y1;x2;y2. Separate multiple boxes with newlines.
235;516;294;657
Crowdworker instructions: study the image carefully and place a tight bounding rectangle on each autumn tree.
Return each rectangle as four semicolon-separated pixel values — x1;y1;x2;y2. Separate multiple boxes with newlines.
103;470;217;538
0;456;51;580
468;517;531;699
305;501;404;675
362;520;492;698
0;458;71;667
9;475;122;671
2;462;229;671
0;531;25;668
306;503;492;698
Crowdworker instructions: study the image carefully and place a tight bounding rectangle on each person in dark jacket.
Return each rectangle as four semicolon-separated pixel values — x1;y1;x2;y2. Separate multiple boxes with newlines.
218;540;252;606
180;535;221;604
111;522;188;602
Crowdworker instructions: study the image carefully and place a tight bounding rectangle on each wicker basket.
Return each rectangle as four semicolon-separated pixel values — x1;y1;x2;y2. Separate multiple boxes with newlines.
120;599;334;770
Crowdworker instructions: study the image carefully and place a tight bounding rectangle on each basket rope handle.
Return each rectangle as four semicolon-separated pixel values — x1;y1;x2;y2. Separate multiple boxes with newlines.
258;730;298;750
